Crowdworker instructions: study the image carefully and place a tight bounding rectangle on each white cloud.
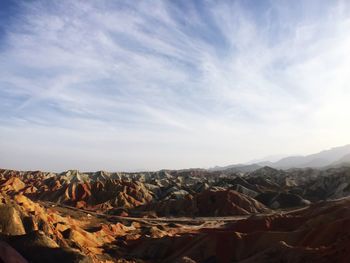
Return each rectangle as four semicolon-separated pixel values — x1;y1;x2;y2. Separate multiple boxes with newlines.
1;0;350;171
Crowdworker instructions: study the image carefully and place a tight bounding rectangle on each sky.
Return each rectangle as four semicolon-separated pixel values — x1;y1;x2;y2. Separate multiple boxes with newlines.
1;0;350;172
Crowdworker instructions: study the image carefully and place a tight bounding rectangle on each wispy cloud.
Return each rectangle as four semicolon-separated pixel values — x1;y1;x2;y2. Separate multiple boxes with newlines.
1;0;350;171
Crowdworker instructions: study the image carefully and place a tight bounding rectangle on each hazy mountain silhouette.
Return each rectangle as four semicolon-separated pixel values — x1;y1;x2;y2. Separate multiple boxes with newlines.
272;144;350;169
213;144;350;171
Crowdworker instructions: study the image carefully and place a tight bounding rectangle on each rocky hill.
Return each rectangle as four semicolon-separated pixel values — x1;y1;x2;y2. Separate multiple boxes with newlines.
1;166;350;262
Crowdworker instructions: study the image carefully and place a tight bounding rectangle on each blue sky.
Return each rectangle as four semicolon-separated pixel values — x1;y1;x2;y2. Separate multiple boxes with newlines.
1;0;350;171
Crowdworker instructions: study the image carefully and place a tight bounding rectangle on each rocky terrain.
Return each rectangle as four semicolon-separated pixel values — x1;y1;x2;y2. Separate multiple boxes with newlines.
1;166;350;262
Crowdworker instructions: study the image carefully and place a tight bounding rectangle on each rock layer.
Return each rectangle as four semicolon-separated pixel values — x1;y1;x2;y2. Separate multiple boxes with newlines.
1;167;350;262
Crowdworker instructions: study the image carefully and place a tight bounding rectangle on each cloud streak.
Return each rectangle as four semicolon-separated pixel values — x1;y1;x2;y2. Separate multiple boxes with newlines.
1;0;350;171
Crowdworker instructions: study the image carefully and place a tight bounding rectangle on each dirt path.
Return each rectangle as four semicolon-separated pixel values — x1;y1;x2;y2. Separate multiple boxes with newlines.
39;200;310;225
39;201;252;223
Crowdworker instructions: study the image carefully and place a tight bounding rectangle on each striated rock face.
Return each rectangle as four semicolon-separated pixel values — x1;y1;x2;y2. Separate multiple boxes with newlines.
0;191;131;262
2;167;350;262
144;189;269;217
4;166;350;212
255;191;310;209
123;198;350;263
32;178;154;211
0;177;26;194
195;189;269;215
0;204;26;235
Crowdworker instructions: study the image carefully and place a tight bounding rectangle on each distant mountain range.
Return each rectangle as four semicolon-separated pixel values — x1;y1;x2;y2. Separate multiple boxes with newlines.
211;144;350;172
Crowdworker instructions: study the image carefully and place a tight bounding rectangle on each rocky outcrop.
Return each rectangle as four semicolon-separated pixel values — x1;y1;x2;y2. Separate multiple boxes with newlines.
0;192;132;262
2;231;91;263
0;177;26;194
35;179;153;211
0;204;26;235
143;190;269;217
255;192;310;209
124;198;350;262
2;167;350;262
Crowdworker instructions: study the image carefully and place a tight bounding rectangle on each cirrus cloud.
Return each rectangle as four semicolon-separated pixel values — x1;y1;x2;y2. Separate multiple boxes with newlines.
0;0;350;171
